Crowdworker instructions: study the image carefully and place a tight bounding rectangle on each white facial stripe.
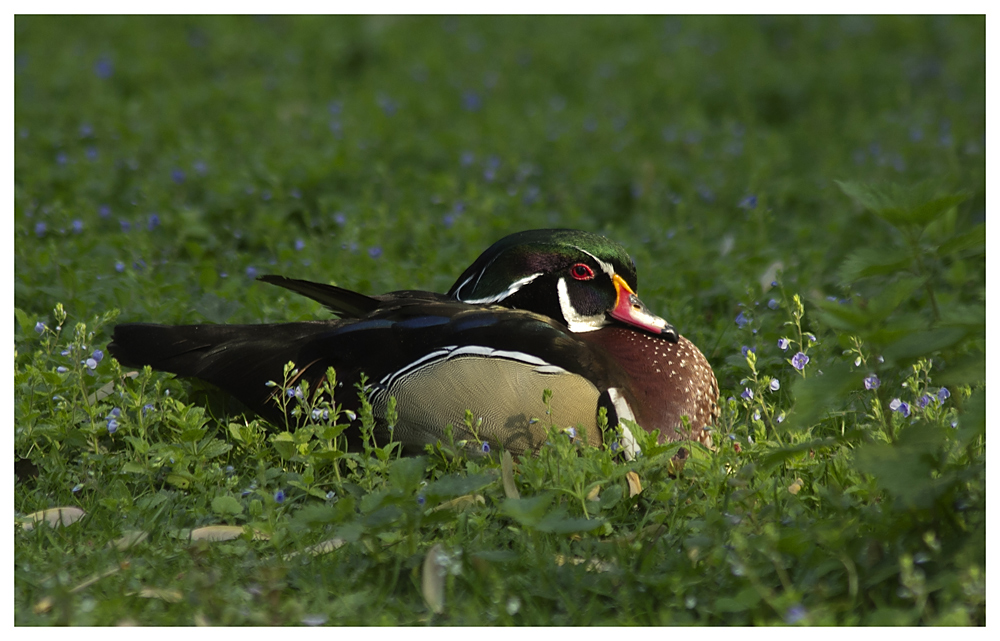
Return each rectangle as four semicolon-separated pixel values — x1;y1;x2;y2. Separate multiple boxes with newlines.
459;272;543;304
557;277;607;333
571;246;616;278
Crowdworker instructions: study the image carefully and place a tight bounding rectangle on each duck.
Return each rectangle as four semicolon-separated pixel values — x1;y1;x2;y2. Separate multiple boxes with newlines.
108;229;718;457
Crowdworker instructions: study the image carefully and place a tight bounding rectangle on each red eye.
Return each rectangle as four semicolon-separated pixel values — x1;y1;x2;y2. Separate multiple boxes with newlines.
570;263;595;281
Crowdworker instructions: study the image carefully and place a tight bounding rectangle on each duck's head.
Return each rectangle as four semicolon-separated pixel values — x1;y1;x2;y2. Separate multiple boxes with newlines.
447;229;677;341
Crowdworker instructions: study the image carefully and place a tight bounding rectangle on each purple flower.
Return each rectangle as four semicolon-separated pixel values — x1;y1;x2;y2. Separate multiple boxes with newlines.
791;352;809;371
148;213;160;230
34;321;46;334
738;195;757;210
56;152;68;165
115;261;125;273
889;398;911;418
368;246;382;259
767;299;779;310
481;441;490;454
107;418;119;434
785;604;807;625
777;338;790;351
57;366;68;373
171;168;186;184
769;379;780;392
805;333;817;344
72;219;84;233
417;495;426;505
274;490;285;503
864;375;880;390
34;222;46;237
334;212;346;226
295;238;305;251
462;91;482;111
735;311;750;329
937;387;950;402
193;160;208;175
85;358;98;370
86;147;98;161
917;394;933;409
94;56;114;78
460;151;475;167
741;388;753;401
741;346;755;357
753;408;761;421
245;266;258;278
142;403;154;416
776;412;785;424
120;219;131;233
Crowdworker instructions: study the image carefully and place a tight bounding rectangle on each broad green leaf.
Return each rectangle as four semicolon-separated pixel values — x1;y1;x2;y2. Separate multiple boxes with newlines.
936;352;985;387
270;431;297;459
837;246;911;282
937;222;985;257
498;492;556;527
882;327;966;362
783;363;864;432
211;495;244;516
199;438;232;459
388;455;427;493
422;472;495;500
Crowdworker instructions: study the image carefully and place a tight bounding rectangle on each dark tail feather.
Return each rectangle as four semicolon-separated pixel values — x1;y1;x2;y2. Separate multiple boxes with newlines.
257;275;381;318
108;322;337;423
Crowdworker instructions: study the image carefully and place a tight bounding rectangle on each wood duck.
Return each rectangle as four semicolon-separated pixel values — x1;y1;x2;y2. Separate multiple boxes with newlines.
108;229;718;457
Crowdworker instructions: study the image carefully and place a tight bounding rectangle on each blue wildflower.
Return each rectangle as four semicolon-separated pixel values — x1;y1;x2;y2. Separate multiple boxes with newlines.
481;441;490;454
99;204;111;218
735;311;750;328
115;261;125;273
148;213;160;230
462;91;482;111
863;375;880;390
334;212;346;226
565;427;577;441
72;219;84;233
738;195;757;210
460;151;475;167
937;387;950;402
274;490;285;503
120;219;131;232
741;388;753;401
86;147;98;161
753;408;761;421
34;321;46;334
417;495;426;505
286;388;296;398
107;418;119;434
368;246;383;259
57;366;69;373
94;56;113;78
85;358;98;370
741;345;755;357
91;349;103;363
769;379;780;392
767;298;779;310
171;169;185;184
142;403;154;416
785;604;807;624
56;152;68;165
791;352;809;370
35;222;46;237
193;160;208;175
917;394;933;409
777;338;790;350
805;333;817;344
889;398;910;418
245;266;258;278
776;412;785;423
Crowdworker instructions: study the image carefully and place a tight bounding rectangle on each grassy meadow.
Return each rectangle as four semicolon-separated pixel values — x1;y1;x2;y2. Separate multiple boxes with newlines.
13;16;985;625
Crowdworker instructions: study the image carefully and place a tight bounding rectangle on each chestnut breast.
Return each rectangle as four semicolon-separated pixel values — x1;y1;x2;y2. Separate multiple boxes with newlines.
579;327;718;446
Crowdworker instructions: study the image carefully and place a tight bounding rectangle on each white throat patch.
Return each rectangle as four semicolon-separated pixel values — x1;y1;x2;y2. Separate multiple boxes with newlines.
556;277;607;333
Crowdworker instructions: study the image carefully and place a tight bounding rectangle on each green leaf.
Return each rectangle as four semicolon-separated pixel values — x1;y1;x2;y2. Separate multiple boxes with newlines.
211;495;244;516
498;492;556;528
838;246;912;282
882;327;966;362
198;438;232;460
270;431;297;460
783;363;864;432
422;473;495;500
853;422;947;510
14;307;34;335
936;222;985;257
388;456;427;493
936;352;985;387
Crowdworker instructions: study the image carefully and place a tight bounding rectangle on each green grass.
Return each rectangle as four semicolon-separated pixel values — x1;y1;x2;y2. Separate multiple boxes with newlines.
14;16;985;625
